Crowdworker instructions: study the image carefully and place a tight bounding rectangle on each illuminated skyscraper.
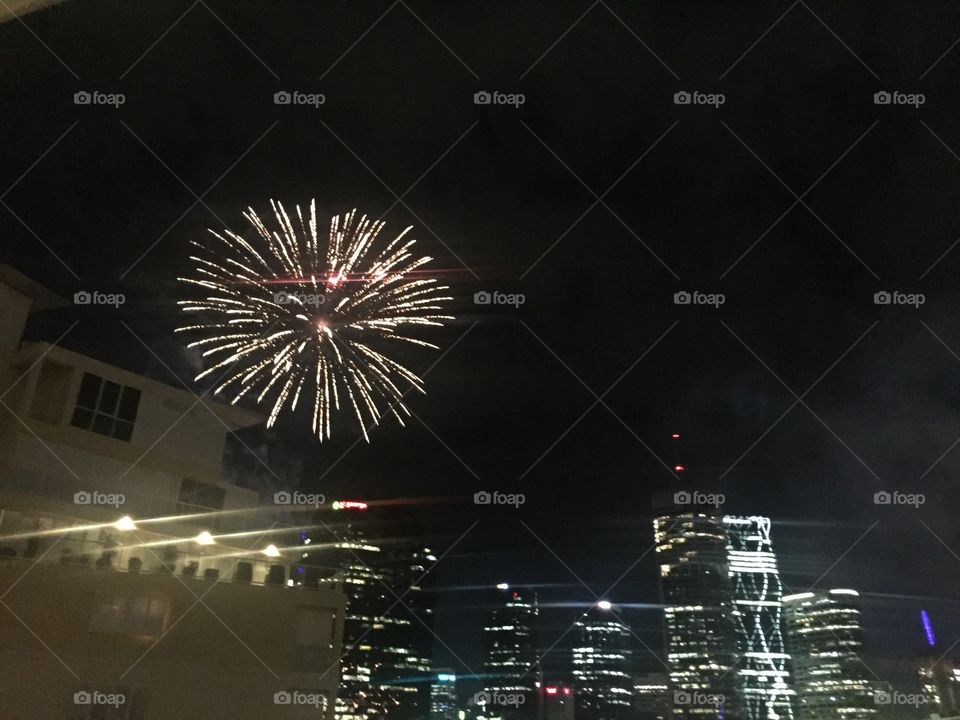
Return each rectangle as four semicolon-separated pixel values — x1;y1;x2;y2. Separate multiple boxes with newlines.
538;683;575;720
481;584;540;719
431;670;459;720
572;604;634;720
782;589;876;720
654;504;742;720
634;673;670;720
303;506;435;720
723;516;794;720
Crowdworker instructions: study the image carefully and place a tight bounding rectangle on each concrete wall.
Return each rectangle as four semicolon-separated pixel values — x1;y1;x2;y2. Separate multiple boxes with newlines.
0;559;345;719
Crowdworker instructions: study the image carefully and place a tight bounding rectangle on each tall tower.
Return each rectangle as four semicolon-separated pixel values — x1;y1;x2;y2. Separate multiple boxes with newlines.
916;610;960;719
654;508;742;720
572;602;634;720
431;670;459;720
481;584;540;719
782;589;876;720
722;516;794;720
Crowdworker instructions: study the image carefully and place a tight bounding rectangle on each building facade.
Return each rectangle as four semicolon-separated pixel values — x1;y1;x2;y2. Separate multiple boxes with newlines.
723;516;795;720
0;266;346;719
654;508;742;720
481;584;540;720
572;608;634;720
782;590;876;720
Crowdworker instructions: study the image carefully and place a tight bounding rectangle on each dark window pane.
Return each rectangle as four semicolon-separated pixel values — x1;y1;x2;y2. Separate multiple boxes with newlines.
71;407;93;430
76;373;101;409
117;387;141;422
99;381;121;414
113;421;134;442
92;413;114;436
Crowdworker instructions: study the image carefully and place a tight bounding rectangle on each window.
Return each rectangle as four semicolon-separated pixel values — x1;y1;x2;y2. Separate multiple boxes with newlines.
88;596;168;638
177;479;225;513
71;373;140;442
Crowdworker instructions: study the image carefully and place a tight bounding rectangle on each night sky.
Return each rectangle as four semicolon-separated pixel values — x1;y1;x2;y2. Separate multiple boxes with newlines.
3;0;960;688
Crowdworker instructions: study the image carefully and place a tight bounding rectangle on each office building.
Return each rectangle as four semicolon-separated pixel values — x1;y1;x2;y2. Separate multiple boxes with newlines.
634;673;670;720
782;589;876;720
654;501;742;720
481;584;540;720
538;683;575;720
431;670;459;720
572;604;634;720
723;516;795;720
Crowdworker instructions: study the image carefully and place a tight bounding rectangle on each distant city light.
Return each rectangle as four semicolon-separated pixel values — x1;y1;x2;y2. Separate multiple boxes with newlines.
829;588;859;596
195;531;215;546
597;600;612;610
921;609;936;647
674;465;685;472
672;433;680;438
545;687;558;695
113;516;136;531
437;673;455;682
263;544;281;558
496;582;509;590
563;688;571;696
331;500;368;511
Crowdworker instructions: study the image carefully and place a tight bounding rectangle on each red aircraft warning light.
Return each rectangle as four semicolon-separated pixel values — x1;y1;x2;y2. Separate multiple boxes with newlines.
674;465;685;472
671;433;680;439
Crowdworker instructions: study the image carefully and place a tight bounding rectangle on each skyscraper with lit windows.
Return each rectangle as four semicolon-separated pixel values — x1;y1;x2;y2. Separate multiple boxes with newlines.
481;584;540;720
722;516;794;720
782;589;876;720
572;604;635;720
654;498;742;720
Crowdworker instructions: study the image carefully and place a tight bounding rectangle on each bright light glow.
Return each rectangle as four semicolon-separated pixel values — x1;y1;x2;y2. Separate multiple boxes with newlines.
496;582;509;590
672;433;680;438
782;592;814;602
332;500;368;511
563;688;571;696
195;531;215;546
114;516;136;532
921;609;936;647
437;673;455;683
263;544;280;557
177;203;454;442
674;464;685;472
545;687;558;695
597;600;613;610
829;588;859;596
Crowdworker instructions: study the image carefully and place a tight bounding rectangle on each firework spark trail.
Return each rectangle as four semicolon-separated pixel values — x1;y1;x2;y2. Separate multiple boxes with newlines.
177;200;454;441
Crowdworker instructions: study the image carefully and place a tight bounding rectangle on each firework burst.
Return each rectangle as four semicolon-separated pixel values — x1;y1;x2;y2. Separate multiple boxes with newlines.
177;200;453;441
